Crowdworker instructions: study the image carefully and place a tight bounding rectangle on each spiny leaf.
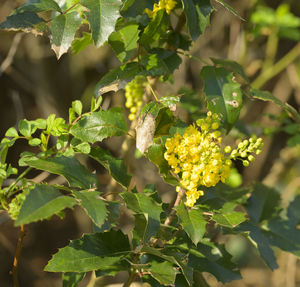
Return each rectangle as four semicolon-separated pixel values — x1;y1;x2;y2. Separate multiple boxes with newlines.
72;32;93;54
23;156;97;188
50;11;82;59
149;261;177;286
16;0;62;13
109;23;139;63
176;202;207;245
81;0;122;47
89;147;132;188
212;211;246;228
70;108;127;143
45;230;131;272
72;190;107;228
16;185;77;225
200;66;243;131
181;0;213;41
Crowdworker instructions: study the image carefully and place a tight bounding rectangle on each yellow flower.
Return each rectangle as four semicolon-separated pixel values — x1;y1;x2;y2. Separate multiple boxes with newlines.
145;0;177;18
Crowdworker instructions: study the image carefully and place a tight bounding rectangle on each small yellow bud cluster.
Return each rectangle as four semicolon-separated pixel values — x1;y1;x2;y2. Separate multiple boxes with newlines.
164;112;232;207
125;76;146;121
145;0;177;18
228;136;264;167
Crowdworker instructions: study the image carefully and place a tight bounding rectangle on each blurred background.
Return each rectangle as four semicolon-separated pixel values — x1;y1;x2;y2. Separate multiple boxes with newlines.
0;0;300;286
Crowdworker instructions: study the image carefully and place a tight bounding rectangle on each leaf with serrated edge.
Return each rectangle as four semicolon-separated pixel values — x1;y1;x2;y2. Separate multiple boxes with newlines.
89;147;131;188
45;230;130;272
150;261;177;286
50;12;82;59
70;108;127;143
181;0;213;41
81;0;122;47
212;212;246;228
176;202;207;245
16;185;77;225
72;190;107;228
23;156;97;189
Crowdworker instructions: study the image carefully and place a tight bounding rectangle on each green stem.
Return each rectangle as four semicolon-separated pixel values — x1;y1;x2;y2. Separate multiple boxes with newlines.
6;167;32;197
147;79;159;101
62;1;80;14
177;50;211;65
252;43;300;89
261;27;279;73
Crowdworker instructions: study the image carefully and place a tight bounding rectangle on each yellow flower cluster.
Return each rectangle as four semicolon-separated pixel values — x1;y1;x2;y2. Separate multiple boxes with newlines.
145;0;177;18
125;76;146;121
164;112;232;207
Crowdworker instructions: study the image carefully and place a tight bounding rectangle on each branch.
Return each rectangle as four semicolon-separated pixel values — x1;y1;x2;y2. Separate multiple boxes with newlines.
164;188;185;226
0;33;23;77
12;224;25;287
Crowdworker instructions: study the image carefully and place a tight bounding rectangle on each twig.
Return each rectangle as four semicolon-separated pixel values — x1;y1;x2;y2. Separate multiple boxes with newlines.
122;271;138;287
164;188;185;226
0;33;23;77
12;224;25;287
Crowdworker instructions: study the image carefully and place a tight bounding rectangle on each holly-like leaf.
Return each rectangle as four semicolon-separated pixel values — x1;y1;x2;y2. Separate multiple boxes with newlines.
121;0;155;18
94;62;141;96
214;0;244;20
72;190;107;228
140;10;168;46
287;195;300;227
245;183;281;224
185;241;242;284
262;218;300;258
212;211;246;228
149;261;177;286
23;156;97;189
121;191;162;242
0;12;45;31
16;185;77;226
176;202;207;245
89;147;131;188
181;0;213;41
146;143;177;185
72;32;93;54
250;89;300;123
94;201;120;232
49;11;82;59
200;66;243;130
109;23;139;63
62;272;85;287
16;0;62;13
45;230;131;272
70;108;127;143
81;0;122;47
236;221;278;270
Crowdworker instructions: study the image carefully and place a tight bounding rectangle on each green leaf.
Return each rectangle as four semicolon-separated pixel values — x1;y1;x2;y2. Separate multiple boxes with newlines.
18;119;32;137
262;218;300;258
81;0;122;47
72;32;93;54
0;12;45;30
72;100;83;116
62;272;85;287
49;11;82;59
23;156;97;188
141;48;182;77
72;190;107;228
95;201;120;232
287;195;300;227
121;191;162;242
176;203;207;245
214;0;244;20
89;147;131;188
16;0;62;13
250;88;300;123
181;0;213;41
212;211;246;228
150;261;177;286
236;221;278;270
146;143;177;185
200;66;243;130
94;62;141;96
109;23;139;63
121;0;155;18
5;127;19;138
45;230;131;272
140;10;168;46
245;183;281;224
70;108;127;143
16;185;77;226
185;241;242;283
28;138;42;146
